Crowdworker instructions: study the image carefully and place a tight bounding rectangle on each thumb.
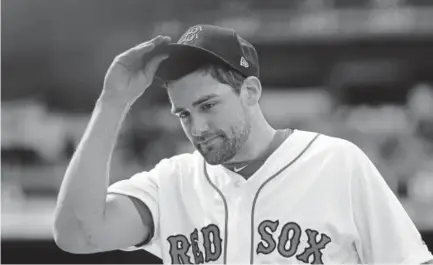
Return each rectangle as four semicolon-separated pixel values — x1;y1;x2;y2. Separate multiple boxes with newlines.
144;54;169;78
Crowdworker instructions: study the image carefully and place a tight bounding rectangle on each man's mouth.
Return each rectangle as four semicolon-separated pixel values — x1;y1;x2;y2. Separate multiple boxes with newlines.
197;136;219;146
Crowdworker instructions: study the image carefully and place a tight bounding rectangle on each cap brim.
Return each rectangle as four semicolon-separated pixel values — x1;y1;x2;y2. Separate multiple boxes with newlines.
147;43;235;81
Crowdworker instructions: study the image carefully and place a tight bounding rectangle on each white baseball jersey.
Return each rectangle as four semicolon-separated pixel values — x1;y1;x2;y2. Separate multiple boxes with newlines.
107;130;433;264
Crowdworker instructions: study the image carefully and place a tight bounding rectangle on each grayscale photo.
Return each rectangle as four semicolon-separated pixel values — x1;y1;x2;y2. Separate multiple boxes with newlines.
2;0;433;264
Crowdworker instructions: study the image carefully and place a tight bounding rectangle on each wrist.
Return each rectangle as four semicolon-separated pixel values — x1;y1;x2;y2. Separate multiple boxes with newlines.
97;92;133;110
95;95;132;115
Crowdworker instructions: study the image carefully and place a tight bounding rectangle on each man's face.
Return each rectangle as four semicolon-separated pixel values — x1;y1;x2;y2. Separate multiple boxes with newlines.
167;70;251;165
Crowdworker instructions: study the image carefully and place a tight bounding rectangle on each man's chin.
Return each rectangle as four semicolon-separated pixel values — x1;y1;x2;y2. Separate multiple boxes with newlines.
198;148;237;165
203;157;221;165
198;150;222;165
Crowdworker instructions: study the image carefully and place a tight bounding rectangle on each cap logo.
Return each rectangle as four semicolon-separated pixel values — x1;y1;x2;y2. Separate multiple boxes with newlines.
240;57;249;68
178;25;202;45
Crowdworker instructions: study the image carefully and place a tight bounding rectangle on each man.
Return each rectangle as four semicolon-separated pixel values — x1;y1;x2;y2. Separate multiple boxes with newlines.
54;25;433;264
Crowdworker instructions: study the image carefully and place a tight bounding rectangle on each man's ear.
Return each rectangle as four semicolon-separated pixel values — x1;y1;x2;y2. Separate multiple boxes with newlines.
241;76;262;106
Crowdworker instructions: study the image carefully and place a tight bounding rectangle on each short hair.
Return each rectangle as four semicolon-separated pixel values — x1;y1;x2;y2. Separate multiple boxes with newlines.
164;63;246;94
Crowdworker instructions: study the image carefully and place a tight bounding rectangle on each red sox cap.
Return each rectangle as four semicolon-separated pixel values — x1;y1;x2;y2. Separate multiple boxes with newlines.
151;24;259;81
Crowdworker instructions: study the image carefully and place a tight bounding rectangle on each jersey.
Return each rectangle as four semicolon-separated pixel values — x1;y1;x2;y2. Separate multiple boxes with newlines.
107;129;433;264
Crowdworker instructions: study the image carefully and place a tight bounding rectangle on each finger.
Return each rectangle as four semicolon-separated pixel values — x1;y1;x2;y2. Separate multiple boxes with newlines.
144;54;169;78
139;35;171;48
117;36;168;58
117;36;170;66
130;35;171;55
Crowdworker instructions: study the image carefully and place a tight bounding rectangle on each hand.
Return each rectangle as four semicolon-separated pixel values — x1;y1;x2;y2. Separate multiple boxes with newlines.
101;35;171;106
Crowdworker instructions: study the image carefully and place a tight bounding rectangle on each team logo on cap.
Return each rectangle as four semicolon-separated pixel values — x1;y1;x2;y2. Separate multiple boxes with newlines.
240;57;249;68
178;25;202;45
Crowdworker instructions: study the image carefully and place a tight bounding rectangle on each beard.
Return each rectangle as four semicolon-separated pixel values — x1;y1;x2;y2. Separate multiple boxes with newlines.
195;115;251;165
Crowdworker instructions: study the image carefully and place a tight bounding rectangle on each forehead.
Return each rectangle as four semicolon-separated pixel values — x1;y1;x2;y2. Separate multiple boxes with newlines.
166;70;233;105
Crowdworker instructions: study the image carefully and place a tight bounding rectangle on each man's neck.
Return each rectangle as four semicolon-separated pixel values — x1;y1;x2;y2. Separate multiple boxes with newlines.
224;128;292;179
228;122;276;164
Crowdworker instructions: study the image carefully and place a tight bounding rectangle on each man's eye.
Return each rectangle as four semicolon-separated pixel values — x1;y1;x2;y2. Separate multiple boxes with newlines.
179;112;190;119
201;103;215;111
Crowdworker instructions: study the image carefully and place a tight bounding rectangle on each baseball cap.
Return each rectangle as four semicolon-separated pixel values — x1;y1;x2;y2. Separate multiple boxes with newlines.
151;24;259;81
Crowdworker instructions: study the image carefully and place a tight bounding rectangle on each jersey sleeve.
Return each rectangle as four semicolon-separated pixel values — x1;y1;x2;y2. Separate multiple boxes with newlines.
348;142;433;263
106;157;178;256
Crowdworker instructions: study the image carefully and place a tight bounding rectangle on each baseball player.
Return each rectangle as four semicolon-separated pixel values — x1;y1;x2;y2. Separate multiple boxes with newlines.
54;25;433;264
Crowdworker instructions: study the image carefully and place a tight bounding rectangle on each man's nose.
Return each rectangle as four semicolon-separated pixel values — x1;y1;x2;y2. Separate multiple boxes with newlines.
190;115;210;137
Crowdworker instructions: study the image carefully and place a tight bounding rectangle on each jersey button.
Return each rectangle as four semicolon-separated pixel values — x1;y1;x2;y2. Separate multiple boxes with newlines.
234;180;241;187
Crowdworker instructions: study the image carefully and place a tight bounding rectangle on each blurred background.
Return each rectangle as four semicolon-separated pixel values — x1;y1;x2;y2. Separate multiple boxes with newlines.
2;0;433;263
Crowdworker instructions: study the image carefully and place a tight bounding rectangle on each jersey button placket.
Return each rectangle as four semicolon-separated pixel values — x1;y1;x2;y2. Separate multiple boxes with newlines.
225;185;250;263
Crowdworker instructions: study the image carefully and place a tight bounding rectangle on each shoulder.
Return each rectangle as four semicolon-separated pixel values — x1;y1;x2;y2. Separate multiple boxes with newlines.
294;130;369;169
118;152;201;189
299;130;362;156
157;152;195;165
153;152;198;171
314;132;377;173
150;151;203;178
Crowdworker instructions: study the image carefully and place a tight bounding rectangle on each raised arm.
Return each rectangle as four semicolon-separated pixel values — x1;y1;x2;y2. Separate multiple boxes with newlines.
53;36;170;254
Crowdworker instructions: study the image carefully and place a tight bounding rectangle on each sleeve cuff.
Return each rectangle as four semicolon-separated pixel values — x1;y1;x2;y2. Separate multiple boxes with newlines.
106;189;159;249
127;196;155;247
